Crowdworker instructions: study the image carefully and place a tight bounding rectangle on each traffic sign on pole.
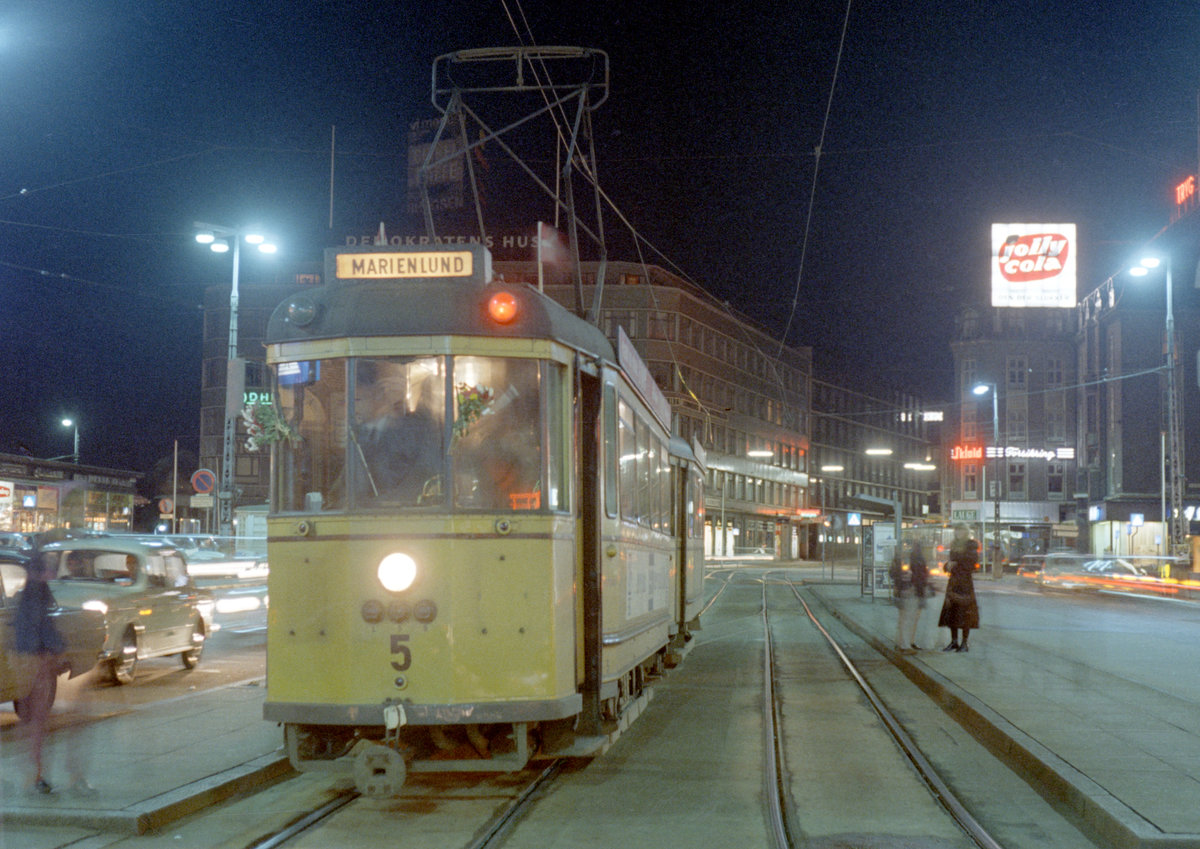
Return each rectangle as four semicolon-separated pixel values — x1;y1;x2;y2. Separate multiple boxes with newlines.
191;468;217;494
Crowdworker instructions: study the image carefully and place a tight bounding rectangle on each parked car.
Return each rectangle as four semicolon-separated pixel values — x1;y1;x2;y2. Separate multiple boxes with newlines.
0;549;106;717
41;537;214;684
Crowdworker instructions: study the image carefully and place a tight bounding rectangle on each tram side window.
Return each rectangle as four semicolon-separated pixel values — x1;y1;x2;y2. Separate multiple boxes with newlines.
452;356;544;511
348;357;445;508
604;384;619;518
544;362;567;511
618;400;637;522
272;359;348;512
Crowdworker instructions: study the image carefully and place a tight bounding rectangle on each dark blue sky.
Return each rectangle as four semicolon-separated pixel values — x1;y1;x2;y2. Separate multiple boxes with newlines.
1;1;1197;471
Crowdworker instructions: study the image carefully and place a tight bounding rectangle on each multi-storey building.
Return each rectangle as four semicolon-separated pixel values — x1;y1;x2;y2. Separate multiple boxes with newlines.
495;260;815;559
948;308;1079;560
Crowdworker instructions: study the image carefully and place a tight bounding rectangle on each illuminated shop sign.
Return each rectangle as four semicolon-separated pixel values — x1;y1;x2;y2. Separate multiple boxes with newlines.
1174;175;1197;223
986;446;1075;460
990;223;1077;308
951;445;1075;462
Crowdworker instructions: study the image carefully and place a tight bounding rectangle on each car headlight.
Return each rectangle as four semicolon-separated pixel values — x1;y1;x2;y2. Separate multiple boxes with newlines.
378;552;418;593
82;600;108;615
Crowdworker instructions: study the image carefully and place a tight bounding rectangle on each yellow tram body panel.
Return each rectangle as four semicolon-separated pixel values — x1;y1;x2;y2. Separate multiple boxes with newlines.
265;512;579;721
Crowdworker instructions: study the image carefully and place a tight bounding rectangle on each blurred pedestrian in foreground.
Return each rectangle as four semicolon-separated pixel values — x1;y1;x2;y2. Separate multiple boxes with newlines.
938;524;980;652
15;548;66;794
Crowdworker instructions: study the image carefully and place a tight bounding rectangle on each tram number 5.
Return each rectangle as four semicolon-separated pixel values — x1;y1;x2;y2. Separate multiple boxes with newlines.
390;634;412;671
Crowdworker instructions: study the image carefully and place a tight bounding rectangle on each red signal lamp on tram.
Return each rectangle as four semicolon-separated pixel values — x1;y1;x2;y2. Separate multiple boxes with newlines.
487;291;519;324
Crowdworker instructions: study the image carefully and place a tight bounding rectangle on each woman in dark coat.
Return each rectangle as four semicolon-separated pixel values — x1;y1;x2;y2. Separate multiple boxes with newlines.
938;525;980;652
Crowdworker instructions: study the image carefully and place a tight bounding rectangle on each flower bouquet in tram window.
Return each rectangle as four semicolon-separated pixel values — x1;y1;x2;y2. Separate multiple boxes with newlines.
242;401;299;452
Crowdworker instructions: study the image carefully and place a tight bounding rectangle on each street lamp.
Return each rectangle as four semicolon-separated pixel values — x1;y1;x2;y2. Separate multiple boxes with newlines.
972;382;1001;578
61;418;79;463
818;463;845;579
1130;254;1184;553
195;222;277;537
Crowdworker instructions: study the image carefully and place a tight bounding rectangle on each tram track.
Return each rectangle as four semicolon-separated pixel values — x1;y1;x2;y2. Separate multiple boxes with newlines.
761;572;1008;849
231;760;568;849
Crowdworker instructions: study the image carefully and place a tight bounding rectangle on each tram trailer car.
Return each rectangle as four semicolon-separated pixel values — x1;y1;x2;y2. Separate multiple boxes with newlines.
261;244;706;794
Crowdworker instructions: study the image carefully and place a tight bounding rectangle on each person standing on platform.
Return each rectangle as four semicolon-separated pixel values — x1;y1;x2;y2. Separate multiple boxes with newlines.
891;541;930;652
938;524;980;652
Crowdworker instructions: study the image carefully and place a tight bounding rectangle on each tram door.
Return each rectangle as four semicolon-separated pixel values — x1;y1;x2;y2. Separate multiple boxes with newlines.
576;369;605;735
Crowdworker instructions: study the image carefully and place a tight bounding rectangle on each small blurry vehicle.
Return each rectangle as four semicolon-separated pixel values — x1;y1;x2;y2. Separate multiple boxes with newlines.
1016;554;1046;577
153;535;267;580
0;549;105;718
41;537;214;684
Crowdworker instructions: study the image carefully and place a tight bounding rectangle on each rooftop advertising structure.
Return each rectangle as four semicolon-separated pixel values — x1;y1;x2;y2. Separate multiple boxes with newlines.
990;223;1077;308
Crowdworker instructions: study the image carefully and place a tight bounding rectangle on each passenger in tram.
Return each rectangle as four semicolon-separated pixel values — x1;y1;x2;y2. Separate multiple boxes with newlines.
938;524;980;652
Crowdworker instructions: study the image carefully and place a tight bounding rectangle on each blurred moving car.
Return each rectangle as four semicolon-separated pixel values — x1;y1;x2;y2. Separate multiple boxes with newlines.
1016;554;1046;577
41;537;214;684
0;549;106;718
151;535;267;580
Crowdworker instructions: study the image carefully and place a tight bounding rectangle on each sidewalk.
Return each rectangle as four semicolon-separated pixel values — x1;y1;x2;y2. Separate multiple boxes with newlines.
0;678;287;835
806;578;1200;849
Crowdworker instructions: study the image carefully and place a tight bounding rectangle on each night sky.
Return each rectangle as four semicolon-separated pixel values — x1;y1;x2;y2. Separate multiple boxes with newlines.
1;1;1197;473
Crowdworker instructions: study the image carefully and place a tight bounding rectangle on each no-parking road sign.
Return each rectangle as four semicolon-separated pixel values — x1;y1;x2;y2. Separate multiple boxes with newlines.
191;468;217;494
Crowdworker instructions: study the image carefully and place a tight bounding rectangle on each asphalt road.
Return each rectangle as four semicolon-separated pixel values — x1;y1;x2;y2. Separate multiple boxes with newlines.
0;579;267;726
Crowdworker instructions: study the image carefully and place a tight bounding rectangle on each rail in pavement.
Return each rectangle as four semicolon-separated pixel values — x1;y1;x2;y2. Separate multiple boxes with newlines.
806;580;1200;849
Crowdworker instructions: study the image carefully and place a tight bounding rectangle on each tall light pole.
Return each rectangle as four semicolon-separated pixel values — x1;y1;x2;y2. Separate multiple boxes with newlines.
1131;255;1185;553
973;383;1001;578
819;463;845;580
195;223;277;537
61;418;79;463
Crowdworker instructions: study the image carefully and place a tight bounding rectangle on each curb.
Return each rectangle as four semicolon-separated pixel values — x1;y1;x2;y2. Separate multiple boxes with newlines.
1;753;293;835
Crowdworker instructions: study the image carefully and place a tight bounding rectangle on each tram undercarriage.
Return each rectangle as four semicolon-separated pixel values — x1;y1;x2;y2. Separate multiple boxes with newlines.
283;646;678;796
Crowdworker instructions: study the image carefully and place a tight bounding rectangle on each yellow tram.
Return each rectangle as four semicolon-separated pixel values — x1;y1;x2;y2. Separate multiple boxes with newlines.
260;243;705;793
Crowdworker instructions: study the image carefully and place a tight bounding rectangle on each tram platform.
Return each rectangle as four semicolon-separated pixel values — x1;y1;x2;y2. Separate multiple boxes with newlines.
4;562;1200;849
800;567;1200;849
0;678;288;836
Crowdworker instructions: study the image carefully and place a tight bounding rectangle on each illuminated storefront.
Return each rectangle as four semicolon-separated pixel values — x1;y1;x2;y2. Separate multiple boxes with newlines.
0;454;138;533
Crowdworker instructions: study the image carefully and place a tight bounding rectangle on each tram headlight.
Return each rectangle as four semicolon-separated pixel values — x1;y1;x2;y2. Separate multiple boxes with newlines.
378;552;418;593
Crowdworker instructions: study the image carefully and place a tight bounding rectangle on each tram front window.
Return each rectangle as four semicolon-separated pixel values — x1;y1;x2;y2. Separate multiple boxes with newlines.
272;359;347;513
271;355;563;514
346;357;445;507
451;357;547;511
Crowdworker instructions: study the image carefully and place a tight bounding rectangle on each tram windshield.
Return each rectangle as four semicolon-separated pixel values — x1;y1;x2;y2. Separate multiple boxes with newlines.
270;355;565;514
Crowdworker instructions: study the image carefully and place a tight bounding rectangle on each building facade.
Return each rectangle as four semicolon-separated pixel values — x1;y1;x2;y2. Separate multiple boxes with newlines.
948;307;1080;561
809;380;943;561
497;260;815;559
0;453;140;533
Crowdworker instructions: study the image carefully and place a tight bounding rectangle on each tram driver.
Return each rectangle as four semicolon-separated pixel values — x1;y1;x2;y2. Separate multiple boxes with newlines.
348;361;442;506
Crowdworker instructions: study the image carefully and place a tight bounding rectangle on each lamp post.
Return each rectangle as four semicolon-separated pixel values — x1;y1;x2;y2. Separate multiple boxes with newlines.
972;383;1001;578
819;464;845;580
1131;255;1185;553
61;418;79;463
195;223;277;537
